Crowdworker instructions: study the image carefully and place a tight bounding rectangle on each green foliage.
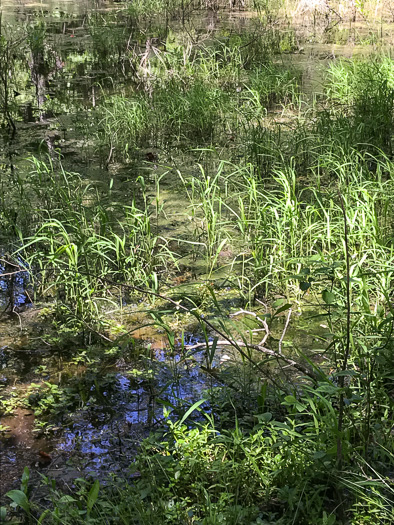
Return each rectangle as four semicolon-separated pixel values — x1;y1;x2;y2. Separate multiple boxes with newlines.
100;95;151;156
175;148;394;302
26;20;46;55
15;382;393;523
1;6;394;525
98;33;299;157
8;158;171;325
241;65;301;114
126;0;187;19
324;57;394;155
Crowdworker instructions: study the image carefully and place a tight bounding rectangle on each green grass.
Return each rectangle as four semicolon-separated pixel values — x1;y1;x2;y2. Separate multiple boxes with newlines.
1;9;394;525
4;158;171;326
7;361;394;523
323;56;394;156
98;34;301;158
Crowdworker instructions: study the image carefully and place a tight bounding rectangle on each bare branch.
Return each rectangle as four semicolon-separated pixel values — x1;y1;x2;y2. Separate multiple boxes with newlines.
185;337;315;380
278;307;292;355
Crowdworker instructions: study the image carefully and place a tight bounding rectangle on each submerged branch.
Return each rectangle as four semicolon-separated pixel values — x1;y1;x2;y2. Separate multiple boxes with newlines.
278;307;292;355
107;280;317;381
4;262;317;381
186;339;315;379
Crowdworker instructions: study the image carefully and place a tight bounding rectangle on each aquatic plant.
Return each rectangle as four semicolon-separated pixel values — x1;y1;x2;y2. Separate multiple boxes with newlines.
8;158;172;326
324;56;394;155
7;291;394;523
99;33;301;158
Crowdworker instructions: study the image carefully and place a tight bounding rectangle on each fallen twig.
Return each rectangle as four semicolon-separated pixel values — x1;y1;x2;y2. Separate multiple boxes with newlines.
230;308;270;346
279;307;292;355
185;338;315;379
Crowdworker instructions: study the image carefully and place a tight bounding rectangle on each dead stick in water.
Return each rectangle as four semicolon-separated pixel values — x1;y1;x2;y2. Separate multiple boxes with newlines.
279;307;292;355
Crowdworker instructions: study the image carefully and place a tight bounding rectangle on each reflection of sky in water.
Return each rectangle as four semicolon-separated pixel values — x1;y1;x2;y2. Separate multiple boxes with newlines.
57;343;222;476
2;450;17;463
0;255;31;308
153;334;225;414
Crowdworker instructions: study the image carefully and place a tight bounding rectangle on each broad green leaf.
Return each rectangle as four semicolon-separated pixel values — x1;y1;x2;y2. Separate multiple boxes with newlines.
7;490;30;513
206;284;220;309
38;509;51;524
58;495;77;503
179;399;206;425
157;398;176;409
21;466;30;491
86;480;99;516
207;336;218;367
300;281;310;291
139;487;151;499
316;384;339;394
272;298;285;308
257;412;272;422
271;421;290;429
322;289;336;305
273;303;292;316
334;370;359;377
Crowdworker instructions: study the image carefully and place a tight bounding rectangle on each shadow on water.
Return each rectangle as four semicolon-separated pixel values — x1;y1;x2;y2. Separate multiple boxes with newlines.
0;310;228;497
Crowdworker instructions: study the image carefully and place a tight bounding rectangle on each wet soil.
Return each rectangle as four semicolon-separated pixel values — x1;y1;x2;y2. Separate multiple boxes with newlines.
0;407;52;496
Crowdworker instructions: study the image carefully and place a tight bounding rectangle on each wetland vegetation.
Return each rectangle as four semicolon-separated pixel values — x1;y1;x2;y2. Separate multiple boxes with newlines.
0;0;394;523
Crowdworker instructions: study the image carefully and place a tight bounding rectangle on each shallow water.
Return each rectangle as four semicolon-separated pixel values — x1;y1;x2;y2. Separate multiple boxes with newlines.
0;0;392;499
0;312;227;496
0;296;331;497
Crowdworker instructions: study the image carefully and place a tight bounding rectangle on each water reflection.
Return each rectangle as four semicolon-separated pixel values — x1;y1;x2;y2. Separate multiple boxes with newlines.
1;0;115;21
0;253;31;312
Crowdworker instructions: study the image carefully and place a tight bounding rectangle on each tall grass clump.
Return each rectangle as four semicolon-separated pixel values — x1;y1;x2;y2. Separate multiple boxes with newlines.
99;80;230;156
238;64;301;133
155;81;231;143
8;158;170;325
323;56;394;155
246;56;394;180
99;95;151;159
147;29;282;86
176;147;394;302
247;65;301;107
99;32;302;159
178;163;232;276
126;0;190;19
